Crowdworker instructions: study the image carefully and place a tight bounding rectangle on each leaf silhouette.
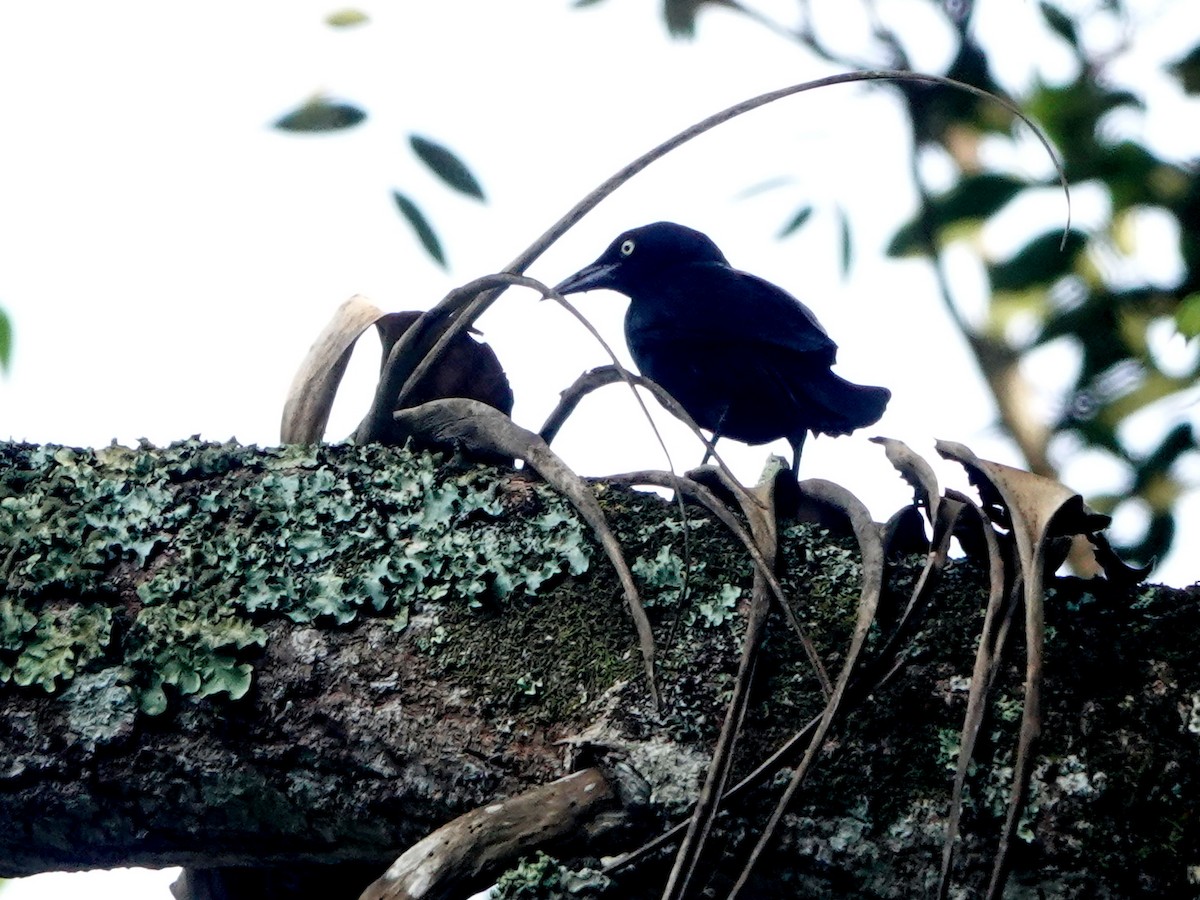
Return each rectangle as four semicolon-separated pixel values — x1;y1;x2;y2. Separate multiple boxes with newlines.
274;97;366;133
777;205;813;238
1169;43;1200;95
989;229;1088;292
836;205;853;276
887;173;1026;256
392;191;447;267
1038;2;1079;49
409;135;485;201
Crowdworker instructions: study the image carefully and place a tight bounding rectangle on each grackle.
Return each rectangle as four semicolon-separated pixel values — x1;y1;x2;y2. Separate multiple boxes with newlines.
553;222;889;474
374;311;514;456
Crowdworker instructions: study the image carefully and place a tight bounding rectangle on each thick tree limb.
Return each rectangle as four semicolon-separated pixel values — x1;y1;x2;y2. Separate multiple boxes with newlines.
360;768;619;900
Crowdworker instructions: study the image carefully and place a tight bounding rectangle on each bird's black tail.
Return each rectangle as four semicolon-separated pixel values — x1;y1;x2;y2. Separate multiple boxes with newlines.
799;369;890;436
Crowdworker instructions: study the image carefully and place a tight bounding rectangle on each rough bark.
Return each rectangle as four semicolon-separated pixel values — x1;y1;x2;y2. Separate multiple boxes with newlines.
0;441;1197;898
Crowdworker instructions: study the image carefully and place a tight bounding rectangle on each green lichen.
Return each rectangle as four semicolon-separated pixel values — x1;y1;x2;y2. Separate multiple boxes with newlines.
11;603;112;692
630;541;742;628
493;851;611;899
0;440;594;714
62;667;138;751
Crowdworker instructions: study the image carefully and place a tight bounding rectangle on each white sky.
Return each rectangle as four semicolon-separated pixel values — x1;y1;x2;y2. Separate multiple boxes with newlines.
0;1;1196;895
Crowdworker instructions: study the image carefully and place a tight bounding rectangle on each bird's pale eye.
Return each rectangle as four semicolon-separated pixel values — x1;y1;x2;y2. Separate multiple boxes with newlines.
620;239;636;256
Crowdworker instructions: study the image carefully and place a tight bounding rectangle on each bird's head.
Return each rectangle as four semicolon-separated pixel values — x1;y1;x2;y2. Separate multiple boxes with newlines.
552;221;728;296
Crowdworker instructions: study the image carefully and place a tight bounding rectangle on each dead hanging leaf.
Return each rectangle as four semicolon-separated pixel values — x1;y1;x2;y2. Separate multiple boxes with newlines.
538;365;625;446
870;436;942;519
935;439;1110;900
355;274;539;446
935;440;1111;567
730;477;886;898
870;438;968;662
603;466;825;691
661;457;789;900
281;295;385;443
1088;531;1154;585
936;492;1014;900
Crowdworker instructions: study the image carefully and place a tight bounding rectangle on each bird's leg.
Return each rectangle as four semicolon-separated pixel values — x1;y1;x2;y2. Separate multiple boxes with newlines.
700;406;731;466
700;435;722;466
789;432;807;477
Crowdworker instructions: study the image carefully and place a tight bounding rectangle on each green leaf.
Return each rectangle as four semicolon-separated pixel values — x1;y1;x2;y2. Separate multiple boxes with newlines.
325;8;369;27
836;205;853;276
886;219;926;258
887;173;1025;257
777;206;813;239
940;173;1027;222
392;191;447;268
1039;2;1079;49
1176;293;1200;339
664;0;704;37
736;175;794;199
1169;44;1200;96
989;229;1088;292
274;97;366;133
0;308;9;374
409;135;485;201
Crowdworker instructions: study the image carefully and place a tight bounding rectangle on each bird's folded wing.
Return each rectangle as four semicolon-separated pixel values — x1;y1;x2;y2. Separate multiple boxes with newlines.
635;264;840;360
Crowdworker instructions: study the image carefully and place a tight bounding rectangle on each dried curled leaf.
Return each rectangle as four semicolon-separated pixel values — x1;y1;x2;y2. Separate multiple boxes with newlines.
729;475;887;897
871;436;942;520
280;296;385;444
936;439;1110;564
935;439;1111;900
661;457;788;900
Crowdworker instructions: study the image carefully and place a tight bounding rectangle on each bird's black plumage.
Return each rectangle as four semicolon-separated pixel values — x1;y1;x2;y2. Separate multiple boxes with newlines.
553;221;890;472
374;311;514;463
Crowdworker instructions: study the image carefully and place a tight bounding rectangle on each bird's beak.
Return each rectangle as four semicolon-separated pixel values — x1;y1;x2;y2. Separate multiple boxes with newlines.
552;262;619;296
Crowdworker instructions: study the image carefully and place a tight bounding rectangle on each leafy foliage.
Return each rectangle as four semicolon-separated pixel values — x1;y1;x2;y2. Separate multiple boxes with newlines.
627;0;1199;567
270;14;487;266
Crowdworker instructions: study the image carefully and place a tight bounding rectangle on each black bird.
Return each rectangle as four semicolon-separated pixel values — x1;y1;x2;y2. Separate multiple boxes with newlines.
374;311;514;460
553;222;890;474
